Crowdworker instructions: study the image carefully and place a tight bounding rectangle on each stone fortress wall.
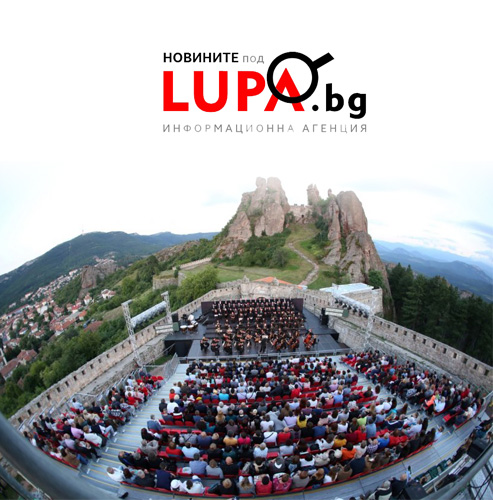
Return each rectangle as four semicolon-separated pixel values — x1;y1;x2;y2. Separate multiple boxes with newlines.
11;280;492;428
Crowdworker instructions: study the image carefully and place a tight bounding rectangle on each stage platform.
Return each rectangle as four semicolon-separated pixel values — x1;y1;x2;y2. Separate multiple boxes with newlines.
164;304;348;360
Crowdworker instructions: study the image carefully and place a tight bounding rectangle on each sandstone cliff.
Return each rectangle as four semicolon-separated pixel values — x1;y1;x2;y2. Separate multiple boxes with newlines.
217;177;291;257
155;241;200;263
79;259;118;296
318;189;389;287
216;178;388;292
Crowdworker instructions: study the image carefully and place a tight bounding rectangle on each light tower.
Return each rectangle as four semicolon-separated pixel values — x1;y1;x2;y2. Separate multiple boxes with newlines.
121;291;171;367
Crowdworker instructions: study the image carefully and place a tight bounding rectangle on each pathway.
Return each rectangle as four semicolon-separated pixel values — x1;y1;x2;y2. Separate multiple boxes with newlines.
288;242;319;287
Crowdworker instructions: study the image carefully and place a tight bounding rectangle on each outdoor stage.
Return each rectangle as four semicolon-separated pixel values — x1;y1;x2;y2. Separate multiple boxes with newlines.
164;301;348;360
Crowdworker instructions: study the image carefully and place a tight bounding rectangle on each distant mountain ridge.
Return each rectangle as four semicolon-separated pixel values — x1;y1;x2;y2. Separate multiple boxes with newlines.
375;241;493;301
0;230;217;312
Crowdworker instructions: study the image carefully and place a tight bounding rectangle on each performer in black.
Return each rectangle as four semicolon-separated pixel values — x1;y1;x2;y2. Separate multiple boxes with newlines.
200;336;210;352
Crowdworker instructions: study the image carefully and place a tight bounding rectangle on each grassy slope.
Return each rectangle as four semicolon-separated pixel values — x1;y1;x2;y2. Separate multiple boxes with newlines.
183;223;332;288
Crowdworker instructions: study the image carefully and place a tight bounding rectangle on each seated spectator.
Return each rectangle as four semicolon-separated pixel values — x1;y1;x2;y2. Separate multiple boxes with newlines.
183;476;205;494
133;469;155;487
269;456;286;475
237;431;251;447
147;414;163;432
249;457;268;476
253;443;268;459
336;463;353;481
223;430;238;447
182;442;200;459
367;480;392;500
60;448;81;467
255;475;273;495
308;468;326;487
206;459;224;479
280;438;295;456
300;453;315;469
291;469;310;489
264;430;278;445
237;475;255;494
165;441;183;458
273;473;292;493
197;431;212;449
216;478;238;496
221;456;239;476
341;442;357;461
155;462;175;490
189;454;207;475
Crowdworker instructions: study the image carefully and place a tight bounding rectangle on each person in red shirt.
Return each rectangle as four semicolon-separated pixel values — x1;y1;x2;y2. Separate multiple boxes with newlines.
291;386;301;399
277;427;292;446
355;427;367;443
273;474;292;493
237;432;252;447
165;441;183;457
255;475;272;495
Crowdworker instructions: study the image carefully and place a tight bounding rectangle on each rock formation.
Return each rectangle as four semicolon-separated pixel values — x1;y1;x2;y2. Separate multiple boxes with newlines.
79;259;118;296
307;184;321;205
216;178;389;291
217;177;291;257
155;241;200;263
320;190;389;287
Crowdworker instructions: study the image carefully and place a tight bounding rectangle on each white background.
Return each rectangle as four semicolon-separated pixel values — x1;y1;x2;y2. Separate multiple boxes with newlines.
0;1;491;274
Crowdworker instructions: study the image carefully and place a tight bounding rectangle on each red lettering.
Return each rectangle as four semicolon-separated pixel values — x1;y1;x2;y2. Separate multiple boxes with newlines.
163;72;189;111
264;69;304;111
194;71;228;112
238;71;265;111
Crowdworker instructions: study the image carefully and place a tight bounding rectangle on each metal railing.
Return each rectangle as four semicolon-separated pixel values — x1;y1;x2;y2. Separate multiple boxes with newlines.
180;347;351;363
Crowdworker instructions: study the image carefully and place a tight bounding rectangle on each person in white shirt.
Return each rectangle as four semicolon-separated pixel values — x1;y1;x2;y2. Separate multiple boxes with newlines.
263;431;277;445
182;443;200;459
71;399;84;412
167;398;180;414
316;438;332;451
434;397;446;414
280;443;294;456
337;422;348;433
183;476;205;494
253;443;268;458
260;416;275;432
107;467;125;482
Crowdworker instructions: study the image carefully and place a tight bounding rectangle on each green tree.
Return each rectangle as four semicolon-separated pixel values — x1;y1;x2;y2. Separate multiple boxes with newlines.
402;274;427;331
270;248;290;268
368;269;385;289
176;266;218;306
388;264;414;321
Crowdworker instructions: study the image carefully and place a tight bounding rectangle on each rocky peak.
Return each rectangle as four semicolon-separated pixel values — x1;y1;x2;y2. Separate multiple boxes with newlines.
79;259;118;296
307;184;321;205
336;191;368;234
217;177;290;257
316;189;388;288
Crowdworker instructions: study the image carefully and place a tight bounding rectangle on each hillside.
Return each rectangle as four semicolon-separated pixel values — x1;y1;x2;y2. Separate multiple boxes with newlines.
375;242;493;301
0;231;217;312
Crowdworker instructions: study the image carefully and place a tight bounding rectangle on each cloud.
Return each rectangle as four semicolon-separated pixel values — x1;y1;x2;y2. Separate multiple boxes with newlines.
457;220;493;237
349;178;450;198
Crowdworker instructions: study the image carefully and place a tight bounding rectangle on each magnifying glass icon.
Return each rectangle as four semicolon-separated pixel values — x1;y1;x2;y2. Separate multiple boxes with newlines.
266;51;334;104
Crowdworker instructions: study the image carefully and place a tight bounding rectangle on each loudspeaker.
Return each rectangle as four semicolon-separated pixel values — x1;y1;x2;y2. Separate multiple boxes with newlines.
402;482;427;499
173;322;180;332
172;312;179;323
320;312;328;326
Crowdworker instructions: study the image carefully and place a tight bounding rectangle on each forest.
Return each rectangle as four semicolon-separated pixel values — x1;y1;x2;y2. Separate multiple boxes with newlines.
388;264;492;365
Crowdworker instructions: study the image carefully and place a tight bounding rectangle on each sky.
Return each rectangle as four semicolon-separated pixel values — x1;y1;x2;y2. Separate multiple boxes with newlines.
0;1;492;275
